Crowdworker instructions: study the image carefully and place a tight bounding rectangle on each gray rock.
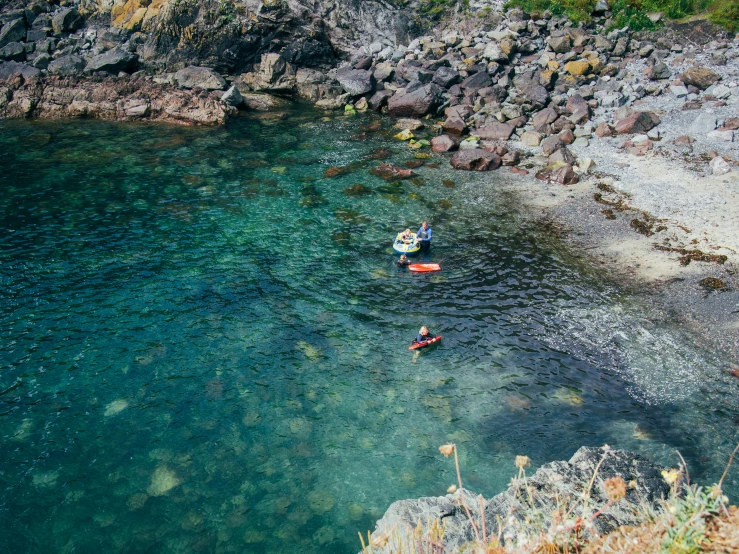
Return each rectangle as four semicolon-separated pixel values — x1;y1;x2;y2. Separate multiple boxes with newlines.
522;83;549;110
368;90;393;110
460;70;492;94
0;41;25;62
366;447;669;553
48;55;85;76
648;62;671;80
689;112;717;134
221;85;243;107
548;35;571;53
85;47;137;74
0;18;26;49
0;60;39;80
51;8;83;35
31;52;50;69
549;146;577;164
482;42;507;62
432;66;460;88
174;66;226;90
541;135;564;155
707;129;734;142
670;85;688;97
336;67;374;96
373;61;394;82
26;28;48;42
387;84;443;117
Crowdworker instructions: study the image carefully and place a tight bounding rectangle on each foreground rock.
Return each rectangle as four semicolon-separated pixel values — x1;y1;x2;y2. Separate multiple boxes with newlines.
366;447;669;553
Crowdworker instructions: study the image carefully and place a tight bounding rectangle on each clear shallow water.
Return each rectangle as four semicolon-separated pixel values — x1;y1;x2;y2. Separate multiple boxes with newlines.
1;110;738;553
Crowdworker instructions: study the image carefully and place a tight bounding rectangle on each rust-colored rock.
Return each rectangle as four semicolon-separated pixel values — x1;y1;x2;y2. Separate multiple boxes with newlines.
536;164;579;185
614;111;660;135
369;163;415;180
450;149;501;171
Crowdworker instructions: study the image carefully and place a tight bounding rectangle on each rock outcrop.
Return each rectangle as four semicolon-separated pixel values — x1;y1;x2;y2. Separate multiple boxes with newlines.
366;447;670;553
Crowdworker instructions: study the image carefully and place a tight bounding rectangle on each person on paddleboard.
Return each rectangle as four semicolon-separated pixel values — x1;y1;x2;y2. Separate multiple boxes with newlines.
416;326;434;344
417;221;432;251
397;254;411;268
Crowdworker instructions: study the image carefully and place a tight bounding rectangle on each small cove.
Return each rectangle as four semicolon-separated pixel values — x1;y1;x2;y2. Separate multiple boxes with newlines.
1;108;738;553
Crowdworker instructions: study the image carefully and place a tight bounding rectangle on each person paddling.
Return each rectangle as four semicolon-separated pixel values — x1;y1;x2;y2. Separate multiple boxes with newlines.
416;325;434;344
417;221;432;251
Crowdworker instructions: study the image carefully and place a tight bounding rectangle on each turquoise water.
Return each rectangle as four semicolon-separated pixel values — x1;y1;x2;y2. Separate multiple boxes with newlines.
1;110;738;553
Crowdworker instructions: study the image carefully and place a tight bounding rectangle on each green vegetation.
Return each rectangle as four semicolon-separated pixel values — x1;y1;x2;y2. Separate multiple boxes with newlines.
503;0;739;33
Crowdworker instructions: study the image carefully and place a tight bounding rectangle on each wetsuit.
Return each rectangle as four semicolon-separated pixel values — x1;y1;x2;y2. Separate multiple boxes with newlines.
417;225;432;250
416;332;434;343
397;259;410;268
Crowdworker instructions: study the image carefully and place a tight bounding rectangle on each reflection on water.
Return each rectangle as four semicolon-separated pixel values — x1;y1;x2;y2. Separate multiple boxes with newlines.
1;111;738;554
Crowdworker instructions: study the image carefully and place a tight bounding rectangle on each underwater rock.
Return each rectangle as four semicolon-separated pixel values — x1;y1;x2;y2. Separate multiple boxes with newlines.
104;399;129;416
343;184;374;196
147;466;182;497
699;277;727;291
324;166;349;178
370;163;415;180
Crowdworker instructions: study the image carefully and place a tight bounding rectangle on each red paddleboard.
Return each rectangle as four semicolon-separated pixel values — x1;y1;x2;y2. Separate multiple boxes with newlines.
409;335;442;350
408;263;441;273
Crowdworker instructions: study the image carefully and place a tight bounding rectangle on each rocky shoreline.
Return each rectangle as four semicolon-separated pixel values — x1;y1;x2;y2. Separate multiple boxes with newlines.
365;446;670;552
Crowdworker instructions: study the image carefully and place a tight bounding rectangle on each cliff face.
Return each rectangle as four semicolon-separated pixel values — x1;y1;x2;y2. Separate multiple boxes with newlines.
78;0;417;72
366;447;670;552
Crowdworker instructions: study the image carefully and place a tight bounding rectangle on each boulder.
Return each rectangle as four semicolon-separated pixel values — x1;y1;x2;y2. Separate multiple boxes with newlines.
0;41;25;62
710;156;731;176
0;60;39;80
367;447;668;553
450;149;501;171
594;122;614;137
559;128;575;144
549;147;577;165
85;47;137;74
432;66;460;88
221;85;243;107
51;8;83;34
368;89;392;110
707;129;734;142
476;122;515;140
387;84;442;118
541;135;564;155
442;116;466;136
482;42;508;62
566;94;589;114
0;18;25;49
394;118;424;131
533;107;558;128
431;134;458;153
242;93;290;111
174;66;226;90
459;70;492;94
647;62;671;80
522;83;549;110
536;163;579;185
255;53;296;91
680;66;720;90
336;67;374;96
373;62;394;82
689;112;717;134
520;131;542;146
48;55;85;76
614;111;660;134
565;60;590;75
548;35;571;53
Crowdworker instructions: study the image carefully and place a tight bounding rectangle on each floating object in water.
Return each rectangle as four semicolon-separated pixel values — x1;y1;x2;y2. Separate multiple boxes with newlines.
409;336;442;350
393;232;420;256
408;263;441;273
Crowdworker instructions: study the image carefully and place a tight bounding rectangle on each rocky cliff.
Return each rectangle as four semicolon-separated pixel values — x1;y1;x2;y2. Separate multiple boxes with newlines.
366;446;671;552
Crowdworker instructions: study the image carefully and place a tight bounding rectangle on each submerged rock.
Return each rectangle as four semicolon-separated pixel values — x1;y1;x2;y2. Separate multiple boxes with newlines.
147;466;181;496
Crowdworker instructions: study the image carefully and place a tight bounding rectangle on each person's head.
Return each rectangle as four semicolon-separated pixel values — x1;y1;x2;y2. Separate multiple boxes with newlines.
400;254;407;262
422;221;428;229
404;228;411;235
419;325;428;335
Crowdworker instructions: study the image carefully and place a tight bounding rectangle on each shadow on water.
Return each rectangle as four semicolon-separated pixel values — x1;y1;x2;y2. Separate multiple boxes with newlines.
1;110;738;554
